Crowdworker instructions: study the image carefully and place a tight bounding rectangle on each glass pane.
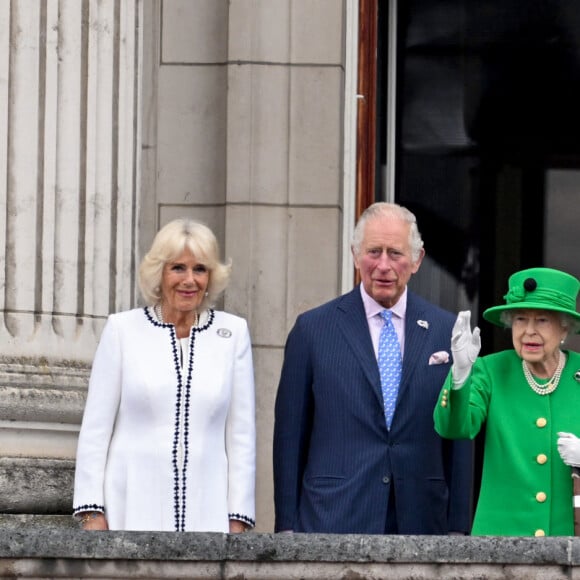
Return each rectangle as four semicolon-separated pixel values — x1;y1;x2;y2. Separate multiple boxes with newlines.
377;0;580;353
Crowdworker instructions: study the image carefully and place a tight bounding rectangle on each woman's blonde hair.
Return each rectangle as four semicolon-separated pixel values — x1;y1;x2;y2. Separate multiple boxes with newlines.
139;219;231;309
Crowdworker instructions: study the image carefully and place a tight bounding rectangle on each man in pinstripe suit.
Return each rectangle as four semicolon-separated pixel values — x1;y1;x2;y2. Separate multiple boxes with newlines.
273;202;473;534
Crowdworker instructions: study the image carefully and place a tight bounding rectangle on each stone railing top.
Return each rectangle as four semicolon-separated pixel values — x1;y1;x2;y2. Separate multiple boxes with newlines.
0;528;579;566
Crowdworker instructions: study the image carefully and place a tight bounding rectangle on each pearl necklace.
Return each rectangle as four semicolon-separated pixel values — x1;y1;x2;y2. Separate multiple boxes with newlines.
522;351;565;396
154;304;198;327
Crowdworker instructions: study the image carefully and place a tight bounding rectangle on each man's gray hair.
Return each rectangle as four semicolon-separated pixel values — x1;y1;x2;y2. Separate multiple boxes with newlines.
351;202;424;262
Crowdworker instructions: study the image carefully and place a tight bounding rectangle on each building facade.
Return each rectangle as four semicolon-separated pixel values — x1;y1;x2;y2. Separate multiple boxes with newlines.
1;0;578;533
0;0;351;532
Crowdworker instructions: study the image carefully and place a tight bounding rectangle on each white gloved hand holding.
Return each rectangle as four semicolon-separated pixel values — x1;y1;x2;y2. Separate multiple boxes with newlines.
450;310;481;388
557;432;580;468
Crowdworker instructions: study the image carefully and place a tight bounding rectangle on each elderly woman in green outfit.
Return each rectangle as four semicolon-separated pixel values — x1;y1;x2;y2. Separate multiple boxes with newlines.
434;267;580;536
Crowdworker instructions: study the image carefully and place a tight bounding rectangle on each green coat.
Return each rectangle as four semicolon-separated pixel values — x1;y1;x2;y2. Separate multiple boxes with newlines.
434;349;580;536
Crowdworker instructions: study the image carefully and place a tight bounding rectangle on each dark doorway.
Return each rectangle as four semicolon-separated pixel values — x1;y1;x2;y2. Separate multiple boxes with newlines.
359;0;580;528
373;0;580;352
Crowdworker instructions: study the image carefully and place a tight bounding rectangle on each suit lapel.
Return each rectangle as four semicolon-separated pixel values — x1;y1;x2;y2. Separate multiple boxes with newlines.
336;287;384;404
400;293;429;394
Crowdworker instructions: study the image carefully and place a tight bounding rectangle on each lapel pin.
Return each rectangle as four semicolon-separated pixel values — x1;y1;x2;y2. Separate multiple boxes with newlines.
417;320;429;329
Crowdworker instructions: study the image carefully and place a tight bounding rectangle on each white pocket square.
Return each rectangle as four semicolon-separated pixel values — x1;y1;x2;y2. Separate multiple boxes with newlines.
429;351;450;365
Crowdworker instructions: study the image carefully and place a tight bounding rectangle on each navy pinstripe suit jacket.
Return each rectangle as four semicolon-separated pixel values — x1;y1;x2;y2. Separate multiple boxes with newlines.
273;286;473;534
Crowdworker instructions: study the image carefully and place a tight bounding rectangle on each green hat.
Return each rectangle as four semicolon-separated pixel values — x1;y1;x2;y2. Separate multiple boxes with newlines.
483;267;580;332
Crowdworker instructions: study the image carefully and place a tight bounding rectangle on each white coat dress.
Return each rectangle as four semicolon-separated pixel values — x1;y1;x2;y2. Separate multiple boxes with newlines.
72;306;256;531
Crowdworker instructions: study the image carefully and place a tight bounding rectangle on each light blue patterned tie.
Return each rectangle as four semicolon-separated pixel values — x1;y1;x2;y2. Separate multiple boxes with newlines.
378;309;402;430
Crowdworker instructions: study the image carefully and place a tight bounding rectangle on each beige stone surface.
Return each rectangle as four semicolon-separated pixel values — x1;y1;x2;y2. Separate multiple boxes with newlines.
223;205;341;344
227;65;291;205
290;0;344;64
229;0;344;64
226;65;343;208
286;206;342;324
251;346;283;533
289;67;344;205
228;0;291;62
224;205;290;346
162;0;228;63
157;66;227;205
159;205;226;242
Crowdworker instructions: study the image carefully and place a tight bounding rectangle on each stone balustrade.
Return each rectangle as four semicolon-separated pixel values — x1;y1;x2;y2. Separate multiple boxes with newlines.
0;517;579;579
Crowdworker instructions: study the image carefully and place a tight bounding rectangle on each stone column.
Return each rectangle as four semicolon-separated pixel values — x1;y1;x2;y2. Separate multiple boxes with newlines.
0;0;142;514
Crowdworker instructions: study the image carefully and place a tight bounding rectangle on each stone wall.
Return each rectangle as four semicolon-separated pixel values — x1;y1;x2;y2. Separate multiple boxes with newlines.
0;522;578;580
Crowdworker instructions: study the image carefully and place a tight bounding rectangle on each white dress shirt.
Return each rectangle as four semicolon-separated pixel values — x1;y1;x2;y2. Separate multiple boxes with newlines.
359;284;407;359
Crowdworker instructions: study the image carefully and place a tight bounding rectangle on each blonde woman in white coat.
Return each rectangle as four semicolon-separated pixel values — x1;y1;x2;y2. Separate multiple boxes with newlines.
73;219;256;532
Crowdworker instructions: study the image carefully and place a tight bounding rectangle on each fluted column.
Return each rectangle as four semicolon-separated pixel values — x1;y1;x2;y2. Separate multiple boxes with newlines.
0;0;142;514
0;0;141;363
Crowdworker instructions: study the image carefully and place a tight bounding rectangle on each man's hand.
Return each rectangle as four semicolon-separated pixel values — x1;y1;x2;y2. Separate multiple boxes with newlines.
558;432;580;467
451;311;481;388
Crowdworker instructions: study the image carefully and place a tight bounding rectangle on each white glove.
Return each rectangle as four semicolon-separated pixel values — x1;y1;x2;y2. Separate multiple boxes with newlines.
450;310;481;388
557;432;580;467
